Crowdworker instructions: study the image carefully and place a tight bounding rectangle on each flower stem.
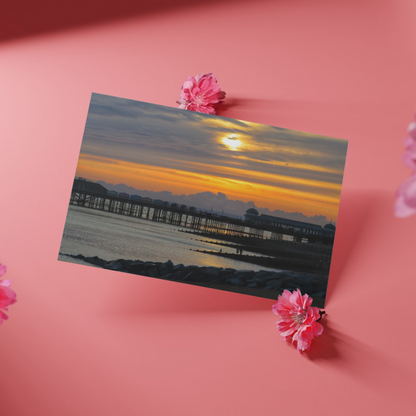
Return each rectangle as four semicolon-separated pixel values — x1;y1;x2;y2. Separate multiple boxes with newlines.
316;311;326;322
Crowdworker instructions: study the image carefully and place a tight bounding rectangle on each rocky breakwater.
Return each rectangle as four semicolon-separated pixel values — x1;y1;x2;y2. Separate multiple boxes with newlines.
64;254;328;303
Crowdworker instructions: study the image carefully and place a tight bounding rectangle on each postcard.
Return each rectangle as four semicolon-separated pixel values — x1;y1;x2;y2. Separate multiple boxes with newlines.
58;93;348;307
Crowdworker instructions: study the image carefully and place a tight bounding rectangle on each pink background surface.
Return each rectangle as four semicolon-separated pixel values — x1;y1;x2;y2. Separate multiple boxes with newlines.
1;1;415;414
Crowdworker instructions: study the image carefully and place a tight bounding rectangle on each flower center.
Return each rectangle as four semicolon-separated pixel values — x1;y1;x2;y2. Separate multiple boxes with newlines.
194;94;206;106
293;312;305;324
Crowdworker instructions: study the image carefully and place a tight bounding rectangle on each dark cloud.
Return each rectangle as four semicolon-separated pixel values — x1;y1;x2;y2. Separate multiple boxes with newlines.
85;94;348;179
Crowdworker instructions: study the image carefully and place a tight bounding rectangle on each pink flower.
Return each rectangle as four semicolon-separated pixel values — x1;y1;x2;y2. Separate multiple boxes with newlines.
395;113;416;218
0;261;17;325
272;289;323;353
394;173;416;218
177;73;226;115
408;120;416;139
402;135;416;169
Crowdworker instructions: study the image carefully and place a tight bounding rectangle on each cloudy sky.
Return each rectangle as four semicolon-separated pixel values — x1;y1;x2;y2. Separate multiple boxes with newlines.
75;93;348;221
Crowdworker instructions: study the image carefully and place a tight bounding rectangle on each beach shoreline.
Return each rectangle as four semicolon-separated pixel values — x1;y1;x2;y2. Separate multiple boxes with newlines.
59;253;327;307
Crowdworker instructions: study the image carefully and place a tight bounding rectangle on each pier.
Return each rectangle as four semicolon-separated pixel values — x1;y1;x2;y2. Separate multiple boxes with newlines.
70;188;334;245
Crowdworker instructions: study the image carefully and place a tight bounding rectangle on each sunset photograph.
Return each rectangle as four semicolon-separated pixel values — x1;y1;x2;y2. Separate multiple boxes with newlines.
59;93;348;306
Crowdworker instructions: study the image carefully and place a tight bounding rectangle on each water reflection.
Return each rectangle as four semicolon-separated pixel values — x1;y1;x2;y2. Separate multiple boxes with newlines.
59;205;278;272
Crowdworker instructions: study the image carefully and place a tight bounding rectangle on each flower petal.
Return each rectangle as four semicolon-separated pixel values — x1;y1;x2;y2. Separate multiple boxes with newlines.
408;121;416;140
395;174;416;217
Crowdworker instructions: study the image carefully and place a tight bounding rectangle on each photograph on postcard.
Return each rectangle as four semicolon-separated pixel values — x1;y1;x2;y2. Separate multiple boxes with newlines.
58;93;348;307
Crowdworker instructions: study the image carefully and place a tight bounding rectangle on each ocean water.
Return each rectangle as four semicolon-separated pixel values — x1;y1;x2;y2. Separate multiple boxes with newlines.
59;205;278;272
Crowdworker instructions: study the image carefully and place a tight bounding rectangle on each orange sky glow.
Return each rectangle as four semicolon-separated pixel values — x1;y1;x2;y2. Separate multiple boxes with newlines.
76;154;342;219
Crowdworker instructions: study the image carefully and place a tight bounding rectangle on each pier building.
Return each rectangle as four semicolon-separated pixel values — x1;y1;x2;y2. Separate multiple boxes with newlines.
244;209;335;243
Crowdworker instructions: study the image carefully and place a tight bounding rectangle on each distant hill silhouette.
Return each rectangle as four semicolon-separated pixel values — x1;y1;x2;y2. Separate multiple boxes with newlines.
96;180;333;226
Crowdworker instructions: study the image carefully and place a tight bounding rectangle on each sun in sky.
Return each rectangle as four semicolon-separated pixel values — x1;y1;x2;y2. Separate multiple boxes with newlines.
76;93;348;222
222;135;242;151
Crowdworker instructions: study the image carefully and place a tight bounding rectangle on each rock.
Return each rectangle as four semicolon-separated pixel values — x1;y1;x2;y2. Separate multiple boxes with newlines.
281;276;296;286
146;267;159;278
127;261;145;274
233;269;255;279
221;273;233;281
105;260;124;271
265;273;282;282
164;260;174;269
172;264;185;272
121;259;134;269
173;271;185;280
238;272;256;280
225;277;246;286
144;262;156;271
254;271;273;280
247;282;259;289
264;279;282;289
185;265;199;271
158;265;171;276
182;270;197;281
234;273;250;282
84;256;106;267
160;272;176;280
195;273;215;283
205;268;220;279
